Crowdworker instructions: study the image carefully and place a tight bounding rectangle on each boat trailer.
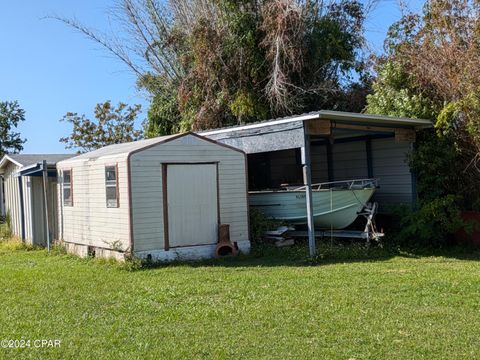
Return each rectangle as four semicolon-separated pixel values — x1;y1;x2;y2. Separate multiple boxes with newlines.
265;202;384;246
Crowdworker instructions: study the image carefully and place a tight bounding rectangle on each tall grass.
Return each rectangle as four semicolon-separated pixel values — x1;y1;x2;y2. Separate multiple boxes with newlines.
0;211;12;240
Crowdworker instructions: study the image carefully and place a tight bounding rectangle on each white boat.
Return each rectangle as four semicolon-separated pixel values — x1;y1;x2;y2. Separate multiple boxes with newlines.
249;179;378;229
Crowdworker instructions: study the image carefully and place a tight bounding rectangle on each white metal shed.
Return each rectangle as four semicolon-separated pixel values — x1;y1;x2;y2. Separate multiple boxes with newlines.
56;132;250;261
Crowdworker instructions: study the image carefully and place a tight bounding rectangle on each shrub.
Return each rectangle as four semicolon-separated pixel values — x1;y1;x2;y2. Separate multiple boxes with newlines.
408;132;459;202
388;196;464;248
122;253;143;271
49;242;68;256
249;208;284;246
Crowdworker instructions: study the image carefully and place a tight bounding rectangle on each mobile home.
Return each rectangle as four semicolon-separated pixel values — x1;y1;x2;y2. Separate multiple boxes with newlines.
0;154;73;245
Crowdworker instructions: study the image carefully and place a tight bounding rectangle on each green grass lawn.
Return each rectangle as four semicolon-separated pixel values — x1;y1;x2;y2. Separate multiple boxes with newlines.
1;240;480;359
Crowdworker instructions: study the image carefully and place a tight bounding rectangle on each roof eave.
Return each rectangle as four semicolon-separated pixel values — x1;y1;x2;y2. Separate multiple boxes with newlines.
318;110;433;129
0;155;24;170
15;162;59;177
200;113;319;136
200;110;433;137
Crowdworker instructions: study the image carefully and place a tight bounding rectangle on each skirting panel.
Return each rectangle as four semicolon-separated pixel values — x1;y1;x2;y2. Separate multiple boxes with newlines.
63;241;126;261
62;240;251;263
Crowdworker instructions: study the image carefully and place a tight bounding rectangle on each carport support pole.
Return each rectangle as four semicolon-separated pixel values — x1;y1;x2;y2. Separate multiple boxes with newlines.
42;160;51;251
302;123;316;256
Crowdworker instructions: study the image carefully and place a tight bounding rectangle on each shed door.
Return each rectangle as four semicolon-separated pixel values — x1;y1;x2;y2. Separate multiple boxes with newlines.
166;164;218;248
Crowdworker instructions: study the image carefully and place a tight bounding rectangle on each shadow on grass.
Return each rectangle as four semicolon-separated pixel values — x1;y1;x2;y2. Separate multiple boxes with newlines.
137;238;480;271
3;237;480;271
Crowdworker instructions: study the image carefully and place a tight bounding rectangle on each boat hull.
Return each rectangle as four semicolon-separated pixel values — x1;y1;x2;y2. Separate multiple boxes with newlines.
249;188;376;229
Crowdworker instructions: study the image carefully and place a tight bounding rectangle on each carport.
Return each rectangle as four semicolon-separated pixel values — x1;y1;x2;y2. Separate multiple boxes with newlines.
201;110;432;255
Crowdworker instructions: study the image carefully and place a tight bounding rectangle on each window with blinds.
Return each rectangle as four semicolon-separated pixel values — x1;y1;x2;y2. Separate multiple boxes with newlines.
105;165;119;208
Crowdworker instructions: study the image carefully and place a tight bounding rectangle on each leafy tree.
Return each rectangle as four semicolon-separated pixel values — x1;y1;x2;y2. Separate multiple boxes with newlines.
366;61;438;120
60;101;143;153
141;76;182;137
366;65;466;245
366;0;480;245
384;0;480;173
385;0;480;104
366;60;457;201
53;0;371;135
0;101;26;157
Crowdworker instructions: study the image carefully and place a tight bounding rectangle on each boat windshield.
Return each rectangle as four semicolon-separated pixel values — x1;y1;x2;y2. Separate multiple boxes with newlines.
279;178;378;192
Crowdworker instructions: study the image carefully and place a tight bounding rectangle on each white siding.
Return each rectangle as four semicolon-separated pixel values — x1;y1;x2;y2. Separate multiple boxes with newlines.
371;137;413;205
130;135;248;252
2;163;22;238
0;177;5;217
57;156;130;251
2;163;34;242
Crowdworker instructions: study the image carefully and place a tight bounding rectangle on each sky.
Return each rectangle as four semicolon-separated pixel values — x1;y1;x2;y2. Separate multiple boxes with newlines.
0;0;425;154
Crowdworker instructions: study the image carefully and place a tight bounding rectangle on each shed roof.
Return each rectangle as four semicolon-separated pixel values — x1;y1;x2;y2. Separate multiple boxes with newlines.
57;132;242;165
60;134;179;162
200;110;432;137
199;110;433;154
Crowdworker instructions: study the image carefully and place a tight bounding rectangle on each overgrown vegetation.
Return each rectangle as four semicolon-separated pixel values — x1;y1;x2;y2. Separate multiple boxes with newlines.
0;211;12;240
0;223;11;240
366;0;480;247
0;238;36;251
54;0;372;135
388;198;463;248
249;208;285;245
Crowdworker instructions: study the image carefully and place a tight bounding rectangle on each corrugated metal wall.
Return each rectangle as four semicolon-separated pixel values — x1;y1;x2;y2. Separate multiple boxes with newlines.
24;177;33;241
260;136;413;208
331;141;369;180
370;138;412;205
0;177;5;217
30;177;45;244
311;145;329;183
2;163;22;237
2;163;32;242
2;162;58;245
